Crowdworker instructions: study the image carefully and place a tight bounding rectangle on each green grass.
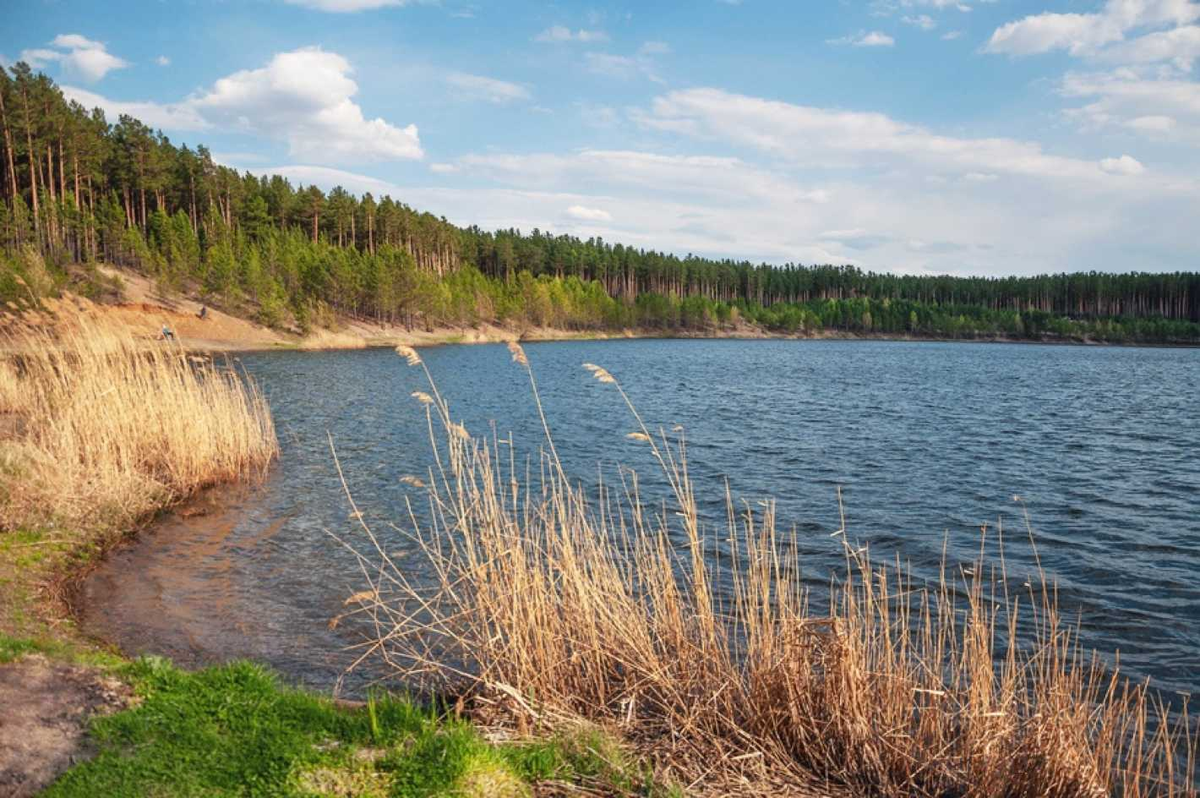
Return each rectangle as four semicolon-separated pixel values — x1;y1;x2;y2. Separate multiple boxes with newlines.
44;658;675;797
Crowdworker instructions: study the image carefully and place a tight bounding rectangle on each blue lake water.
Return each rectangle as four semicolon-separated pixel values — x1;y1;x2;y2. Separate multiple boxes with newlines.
83;339;1200;701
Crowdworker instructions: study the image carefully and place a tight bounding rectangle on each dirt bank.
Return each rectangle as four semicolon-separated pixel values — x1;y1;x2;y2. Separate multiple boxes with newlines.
0;655;132;797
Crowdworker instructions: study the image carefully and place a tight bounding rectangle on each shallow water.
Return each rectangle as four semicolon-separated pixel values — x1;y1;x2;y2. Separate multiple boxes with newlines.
83;340;1200;700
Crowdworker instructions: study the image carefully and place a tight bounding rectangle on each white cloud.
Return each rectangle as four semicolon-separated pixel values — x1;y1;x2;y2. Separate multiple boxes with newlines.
636;87;1130;181
828;31;897;47
249;164;404;195
61;85;208;130
445;72;530;103
985;0;1200;57
63;48;421;163
986;12;1125;56
155;55;171;67
1099;154;1146;173
20;33;129;82
534;26;609;43
941;30;964;40
283;0;411;11
565;204;612;221
193;48;421;161
1100;24;1200;66
1061;68;1200;139
1128;113;1177;130
902;15;937;30
443;148;830;205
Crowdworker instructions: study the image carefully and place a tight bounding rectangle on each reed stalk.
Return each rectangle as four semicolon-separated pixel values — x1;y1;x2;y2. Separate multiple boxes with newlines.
336;344;1197;797
0;318;278;535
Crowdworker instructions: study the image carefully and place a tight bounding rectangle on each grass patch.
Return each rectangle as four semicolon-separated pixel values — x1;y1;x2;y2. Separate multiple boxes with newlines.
45;659;666;797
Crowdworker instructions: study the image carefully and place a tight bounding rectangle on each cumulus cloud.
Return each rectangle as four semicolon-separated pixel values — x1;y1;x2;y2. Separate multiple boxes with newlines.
20;34;129;82
155;55;171;67
534;26;609;43
64;48;421;163
828;31;897;47
565;204;612;221
985;0;1200;57
445;72;530;103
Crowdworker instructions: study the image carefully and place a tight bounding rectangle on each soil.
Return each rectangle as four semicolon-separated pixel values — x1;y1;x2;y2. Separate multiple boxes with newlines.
0;655;132;797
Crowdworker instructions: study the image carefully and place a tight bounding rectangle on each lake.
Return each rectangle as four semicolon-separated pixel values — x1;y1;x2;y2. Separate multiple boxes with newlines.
83;339;1200;701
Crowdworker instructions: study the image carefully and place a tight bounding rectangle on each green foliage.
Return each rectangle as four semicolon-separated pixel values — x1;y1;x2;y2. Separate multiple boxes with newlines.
43;659;672;797
0;633;40;663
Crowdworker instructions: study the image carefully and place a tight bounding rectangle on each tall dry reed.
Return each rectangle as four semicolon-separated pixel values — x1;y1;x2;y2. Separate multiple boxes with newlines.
337;343;1196;797
0;318;277;535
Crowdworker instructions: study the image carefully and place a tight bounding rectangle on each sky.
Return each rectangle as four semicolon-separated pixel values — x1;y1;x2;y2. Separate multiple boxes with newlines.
3;0;1199;277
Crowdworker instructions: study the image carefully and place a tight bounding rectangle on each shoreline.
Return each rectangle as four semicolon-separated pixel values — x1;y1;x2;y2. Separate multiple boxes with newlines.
4;306;1198;794
3;267;1197;356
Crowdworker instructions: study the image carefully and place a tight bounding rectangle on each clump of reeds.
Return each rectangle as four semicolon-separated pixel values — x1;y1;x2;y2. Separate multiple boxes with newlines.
336;343;1197;797
0;318;277;534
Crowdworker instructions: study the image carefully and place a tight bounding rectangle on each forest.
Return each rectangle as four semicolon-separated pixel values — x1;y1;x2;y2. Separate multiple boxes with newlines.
2;63;1199;344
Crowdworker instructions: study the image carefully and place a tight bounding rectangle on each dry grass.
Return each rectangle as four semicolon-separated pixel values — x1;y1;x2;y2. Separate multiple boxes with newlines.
0;318;277;535
337;344;1197;797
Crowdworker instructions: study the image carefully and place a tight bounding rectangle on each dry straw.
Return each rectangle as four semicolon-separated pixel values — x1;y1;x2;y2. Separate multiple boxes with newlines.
0;318;277;535
331;347;1196;797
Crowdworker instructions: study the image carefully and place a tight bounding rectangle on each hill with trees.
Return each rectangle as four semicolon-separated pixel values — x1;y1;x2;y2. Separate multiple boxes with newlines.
2;63;1198;344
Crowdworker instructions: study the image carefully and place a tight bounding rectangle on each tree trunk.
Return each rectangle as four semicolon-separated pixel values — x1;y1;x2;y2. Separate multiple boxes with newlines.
0;87;20;241
19;83;40;239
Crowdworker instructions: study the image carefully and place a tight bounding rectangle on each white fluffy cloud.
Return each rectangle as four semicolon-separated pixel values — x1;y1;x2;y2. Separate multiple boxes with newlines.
445;72;531;103
1099;154;1147;173
64;48;422;163
985;0;1200;57
20;34;129;82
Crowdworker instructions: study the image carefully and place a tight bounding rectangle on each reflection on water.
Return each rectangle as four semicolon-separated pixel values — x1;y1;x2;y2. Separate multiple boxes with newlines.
83;340;1200;701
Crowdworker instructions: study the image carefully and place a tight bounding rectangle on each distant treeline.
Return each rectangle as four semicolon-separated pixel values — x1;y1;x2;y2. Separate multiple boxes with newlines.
2;63;1198;343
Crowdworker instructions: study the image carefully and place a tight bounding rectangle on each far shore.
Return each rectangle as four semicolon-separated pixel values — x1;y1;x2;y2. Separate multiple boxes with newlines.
3;266;1197;355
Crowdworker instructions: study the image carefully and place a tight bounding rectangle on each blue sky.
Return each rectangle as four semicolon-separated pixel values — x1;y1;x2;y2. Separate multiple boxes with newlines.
4;0;1199;276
